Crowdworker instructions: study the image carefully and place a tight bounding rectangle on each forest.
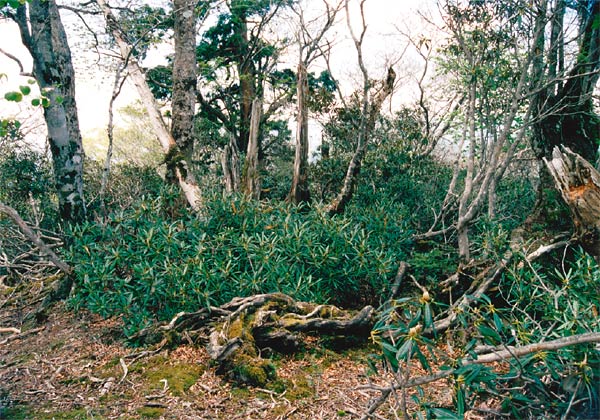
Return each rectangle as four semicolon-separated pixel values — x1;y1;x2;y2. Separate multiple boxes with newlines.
0;0;599;418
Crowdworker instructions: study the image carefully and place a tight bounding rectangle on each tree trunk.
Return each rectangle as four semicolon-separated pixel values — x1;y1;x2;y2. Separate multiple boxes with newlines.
96;0;202;210
16;1;86;223
325;66;396;215
544;146;600;260
231;0;256;153
171;0;197;162
242;99;262;199
221;136;241;194
288;61;311;205
529;0;600;221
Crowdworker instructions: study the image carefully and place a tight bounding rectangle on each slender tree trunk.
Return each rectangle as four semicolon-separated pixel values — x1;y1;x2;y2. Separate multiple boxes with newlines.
242;99;262;199
456;84;477;261
231;0;255;152
96;0;202;210
325;67;395;215
288;61;311;204
15;1;86;223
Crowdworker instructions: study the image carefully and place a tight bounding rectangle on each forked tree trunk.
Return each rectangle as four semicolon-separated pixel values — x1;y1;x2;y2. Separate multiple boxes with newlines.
544;146;600;260
15;0;86;223
288;61;311;204
242;99;262;199
96;0;202;210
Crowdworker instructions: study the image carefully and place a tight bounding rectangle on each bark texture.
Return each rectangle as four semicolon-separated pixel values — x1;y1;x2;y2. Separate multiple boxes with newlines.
242;99;263;199
221;137;241;194
171;0;197;162
288;62;311;204
544;146;600;260
16;0;86;223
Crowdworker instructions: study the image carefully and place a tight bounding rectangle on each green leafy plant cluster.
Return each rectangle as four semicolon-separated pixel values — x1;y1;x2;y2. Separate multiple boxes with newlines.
68;191;396;336
373;246;600;419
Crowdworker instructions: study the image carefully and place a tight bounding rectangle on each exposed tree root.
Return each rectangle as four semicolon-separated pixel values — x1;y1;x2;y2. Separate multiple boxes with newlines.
134;293;375;386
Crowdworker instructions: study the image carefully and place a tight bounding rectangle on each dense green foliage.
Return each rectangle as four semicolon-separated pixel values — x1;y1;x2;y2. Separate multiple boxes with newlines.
68;190;397;336
2;0;599;418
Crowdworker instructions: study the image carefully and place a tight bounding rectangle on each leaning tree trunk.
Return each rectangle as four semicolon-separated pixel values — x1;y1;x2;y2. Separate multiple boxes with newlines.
96;0;202;210
15;1;86;223
325;66;396;215
288;61;311;205
544;146;600;261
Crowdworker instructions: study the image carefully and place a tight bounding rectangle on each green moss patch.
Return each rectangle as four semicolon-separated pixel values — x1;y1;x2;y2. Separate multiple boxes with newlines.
131;355;205;396
137;406;165;418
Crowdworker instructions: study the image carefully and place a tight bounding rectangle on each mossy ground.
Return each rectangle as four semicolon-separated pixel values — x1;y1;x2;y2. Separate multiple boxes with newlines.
0;301;450;419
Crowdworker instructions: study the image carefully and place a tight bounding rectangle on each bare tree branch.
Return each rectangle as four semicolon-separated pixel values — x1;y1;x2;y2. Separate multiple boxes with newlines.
0;203;72;275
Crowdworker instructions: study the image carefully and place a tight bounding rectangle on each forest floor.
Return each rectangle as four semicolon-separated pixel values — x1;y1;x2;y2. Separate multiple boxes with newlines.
0;281;456;420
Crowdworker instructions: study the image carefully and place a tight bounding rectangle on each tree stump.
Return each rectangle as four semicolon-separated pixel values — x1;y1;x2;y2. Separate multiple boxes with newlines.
544;146;600;260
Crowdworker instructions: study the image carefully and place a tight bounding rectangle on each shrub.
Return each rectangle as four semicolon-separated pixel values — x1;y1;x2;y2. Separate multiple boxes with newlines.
373;247;600;419
68;192;397;335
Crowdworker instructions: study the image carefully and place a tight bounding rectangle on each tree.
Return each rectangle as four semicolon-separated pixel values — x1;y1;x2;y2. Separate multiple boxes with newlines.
415;0;545;261
324;0;396;215
95;0;202;209
287;0;342;205
195;0;294;153
529;0;600;221
11;0;87;222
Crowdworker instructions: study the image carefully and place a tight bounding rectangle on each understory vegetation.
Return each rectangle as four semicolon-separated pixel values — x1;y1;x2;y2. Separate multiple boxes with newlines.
2;0;599;418
2;125;598;418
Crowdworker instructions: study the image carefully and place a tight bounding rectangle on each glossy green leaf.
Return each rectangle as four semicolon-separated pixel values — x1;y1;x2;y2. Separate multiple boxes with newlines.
4;91;23;102
478;324;502;344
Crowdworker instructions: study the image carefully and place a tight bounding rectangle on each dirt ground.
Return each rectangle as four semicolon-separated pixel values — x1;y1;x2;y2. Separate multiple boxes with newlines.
0;281;454;420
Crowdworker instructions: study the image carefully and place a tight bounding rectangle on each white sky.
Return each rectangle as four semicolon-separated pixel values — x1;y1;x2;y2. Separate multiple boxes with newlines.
0;0;438;152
